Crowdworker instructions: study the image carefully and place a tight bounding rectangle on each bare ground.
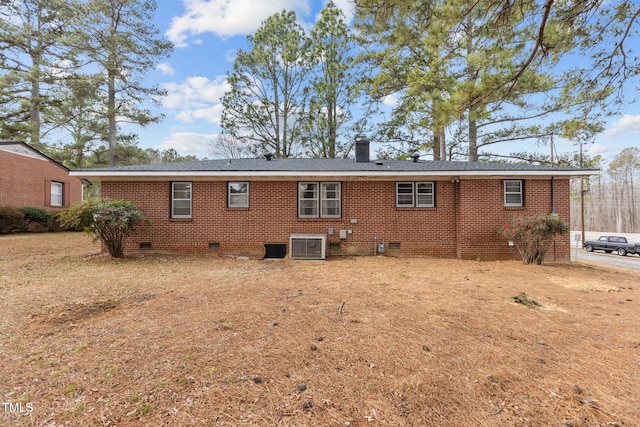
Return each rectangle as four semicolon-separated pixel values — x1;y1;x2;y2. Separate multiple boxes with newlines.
0;232;638;426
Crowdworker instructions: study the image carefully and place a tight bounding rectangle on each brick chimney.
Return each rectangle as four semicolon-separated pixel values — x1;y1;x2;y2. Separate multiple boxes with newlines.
355;138;370;163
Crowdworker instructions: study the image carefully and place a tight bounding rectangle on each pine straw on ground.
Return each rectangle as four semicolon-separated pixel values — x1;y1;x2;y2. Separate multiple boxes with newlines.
1;233;639;427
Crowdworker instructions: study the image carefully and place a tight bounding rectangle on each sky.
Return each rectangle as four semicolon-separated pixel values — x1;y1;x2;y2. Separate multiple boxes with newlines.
134;0;640;164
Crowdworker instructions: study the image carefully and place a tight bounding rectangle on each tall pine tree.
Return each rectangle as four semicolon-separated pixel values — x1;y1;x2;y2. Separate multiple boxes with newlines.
221;10;312;158
71;0;172;165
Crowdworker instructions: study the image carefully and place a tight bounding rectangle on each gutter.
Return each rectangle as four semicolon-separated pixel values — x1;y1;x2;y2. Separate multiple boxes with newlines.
70;169;600;180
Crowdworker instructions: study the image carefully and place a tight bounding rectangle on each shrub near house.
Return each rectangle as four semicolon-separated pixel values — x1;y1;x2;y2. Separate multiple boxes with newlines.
0;207;25;234
58;199;147;257
0;206;55;233
501;213;568;264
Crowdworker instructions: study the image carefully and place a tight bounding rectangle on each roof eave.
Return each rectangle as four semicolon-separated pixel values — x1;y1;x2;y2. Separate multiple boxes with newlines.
70;168;600;181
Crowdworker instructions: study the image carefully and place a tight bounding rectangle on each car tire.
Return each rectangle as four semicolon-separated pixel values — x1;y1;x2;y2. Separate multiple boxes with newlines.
617;248;627;256
585;245;593;252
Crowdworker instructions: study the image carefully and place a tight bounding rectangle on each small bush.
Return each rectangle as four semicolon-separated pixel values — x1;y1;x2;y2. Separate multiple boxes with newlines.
56;198;101;231
500;213;568;265
58;198;148;257
510;292;542;307
19;207;54;231
0;206;25;234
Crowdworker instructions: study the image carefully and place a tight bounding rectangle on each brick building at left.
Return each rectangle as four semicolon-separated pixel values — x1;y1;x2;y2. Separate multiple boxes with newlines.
0;141;84;210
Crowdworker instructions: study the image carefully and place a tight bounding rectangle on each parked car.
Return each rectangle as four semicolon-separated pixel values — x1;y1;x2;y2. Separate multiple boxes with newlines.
583;235;640;256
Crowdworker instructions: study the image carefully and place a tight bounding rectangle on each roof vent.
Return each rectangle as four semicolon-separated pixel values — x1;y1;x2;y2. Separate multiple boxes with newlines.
410;153;420;162
355;138;370;163
264;152;273;161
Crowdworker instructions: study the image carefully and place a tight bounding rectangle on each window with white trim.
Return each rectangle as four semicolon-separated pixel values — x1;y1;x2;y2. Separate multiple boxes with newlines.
51;182;63;207
298;182;341;218
171;182;192;218
228;182;249;208
396;182;434;207
504;180;523;206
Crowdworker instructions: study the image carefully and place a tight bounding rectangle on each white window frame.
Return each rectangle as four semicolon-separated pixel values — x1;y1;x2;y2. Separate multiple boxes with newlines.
396;182;415;207
51;182;63;207
228;182;249;208
171;181;192;218
416;182;435;207
320;182;341;218
504;180;523;207
396;182;435;207
298;182;318;218
298;181;341;218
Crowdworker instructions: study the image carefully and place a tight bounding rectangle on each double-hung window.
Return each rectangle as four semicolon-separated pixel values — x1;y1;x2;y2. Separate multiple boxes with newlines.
396;182;434;207
50;182;63;207
228;182;249;208
504;180;523;207
298;182;341;218
171;182;192;218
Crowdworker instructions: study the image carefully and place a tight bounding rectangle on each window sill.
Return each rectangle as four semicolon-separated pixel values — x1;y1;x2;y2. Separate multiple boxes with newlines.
396;207;436;210
297;217;341;221
169;218;193;222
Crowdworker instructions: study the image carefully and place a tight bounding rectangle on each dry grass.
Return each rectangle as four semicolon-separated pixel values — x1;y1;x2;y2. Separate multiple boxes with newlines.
1;232;639;426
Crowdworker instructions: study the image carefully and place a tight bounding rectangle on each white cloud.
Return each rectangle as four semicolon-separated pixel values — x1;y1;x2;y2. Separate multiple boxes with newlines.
162;75;229;109
176;104;225;124
161;76;229;124
588;142;609;156
604;114;640;137
156;132;219;154
156;63;175;75
382;93;399;107
167;0;311;47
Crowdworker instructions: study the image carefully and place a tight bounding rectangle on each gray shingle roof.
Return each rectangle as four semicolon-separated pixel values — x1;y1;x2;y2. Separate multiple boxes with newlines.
73;157;596;173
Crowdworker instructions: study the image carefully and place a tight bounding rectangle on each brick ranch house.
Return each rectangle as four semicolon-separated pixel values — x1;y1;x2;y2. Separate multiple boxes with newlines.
1;141;84;211
71;140;598;260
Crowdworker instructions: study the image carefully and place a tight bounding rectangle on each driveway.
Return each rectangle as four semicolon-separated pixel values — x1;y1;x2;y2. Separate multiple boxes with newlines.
570;231;640;270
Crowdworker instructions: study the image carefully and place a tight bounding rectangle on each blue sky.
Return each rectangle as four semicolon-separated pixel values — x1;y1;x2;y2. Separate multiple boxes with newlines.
136;0;640;163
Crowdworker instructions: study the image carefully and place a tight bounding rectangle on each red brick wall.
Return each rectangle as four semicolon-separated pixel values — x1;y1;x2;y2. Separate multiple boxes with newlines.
456;178;570;261
0;150;83;210
101;177;571;260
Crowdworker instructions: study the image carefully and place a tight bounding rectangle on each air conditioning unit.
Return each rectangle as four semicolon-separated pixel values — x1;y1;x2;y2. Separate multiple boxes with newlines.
290;234;326;260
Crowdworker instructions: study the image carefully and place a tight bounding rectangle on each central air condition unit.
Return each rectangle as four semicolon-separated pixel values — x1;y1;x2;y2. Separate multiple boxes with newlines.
290;234;326;260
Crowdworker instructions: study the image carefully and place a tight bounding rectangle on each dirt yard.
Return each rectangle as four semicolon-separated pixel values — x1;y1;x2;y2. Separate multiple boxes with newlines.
0;232;638;426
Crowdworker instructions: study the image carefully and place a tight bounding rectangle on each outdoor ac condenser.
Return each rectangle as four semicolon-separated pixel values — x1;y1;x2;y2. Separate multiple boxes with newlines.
289;234;326;260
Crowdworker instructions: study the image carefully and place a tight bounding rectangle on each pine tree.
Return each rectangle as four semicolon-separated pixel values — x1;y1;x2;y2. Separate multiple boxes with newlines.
72;0;172;166
0;0;77;148
221;10;312;158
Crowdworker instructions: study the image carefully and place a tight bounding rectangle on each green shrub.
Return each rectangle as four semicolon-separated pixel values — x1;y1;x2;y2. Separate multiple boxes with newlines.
58;198;148;257
0;206;25;234
56;198;101;231
19;207;54;231
500;213;568;265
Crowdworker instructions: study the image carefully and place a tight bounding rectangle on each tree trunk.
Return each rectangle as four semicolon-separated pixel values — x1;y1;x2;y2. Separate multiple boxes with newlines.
29;77;41;148
438;126;446;161
107;69;117;166
432;133;440;161
468;112;478;162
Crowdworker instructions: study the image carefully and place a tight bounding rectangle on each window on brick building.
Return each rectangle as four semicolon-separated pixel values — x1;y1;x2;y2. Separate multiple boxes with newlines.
50;182;63;207
171;182;192;218
298;182;341;218
396;182;434;207
228;182;249;208
504;180;523;206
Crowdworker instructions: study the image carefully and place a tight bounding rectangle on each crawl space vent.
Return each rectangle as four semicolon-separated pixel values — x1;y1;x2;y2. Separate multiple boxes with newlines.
264;243;287;259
